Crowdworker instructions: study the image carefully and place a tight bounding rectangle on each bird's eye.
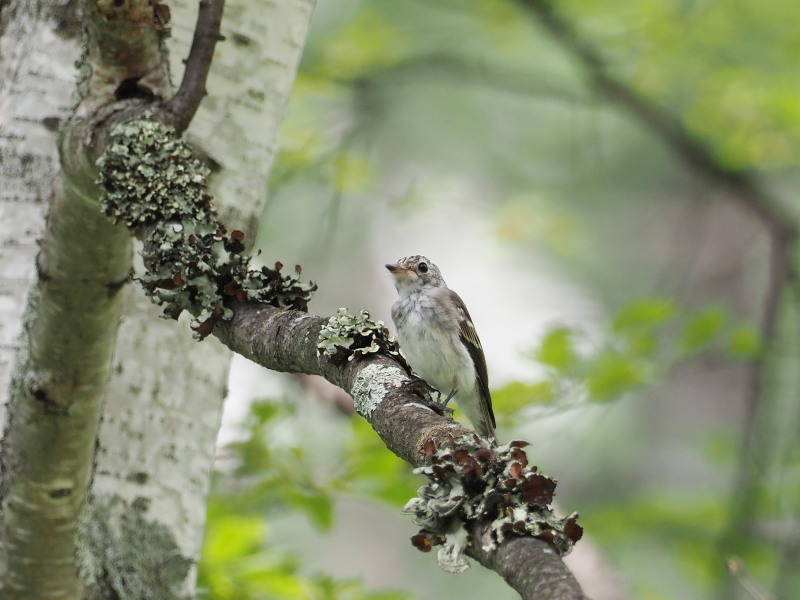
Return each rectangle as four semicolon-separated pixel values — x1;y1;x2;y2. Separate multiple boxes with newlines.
417;262;428;273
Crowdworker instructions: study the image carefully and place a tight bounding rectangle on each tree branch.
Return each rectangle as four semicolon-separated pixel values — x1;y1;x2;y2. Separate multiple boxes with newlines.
469;522;590;600
215;297;589;600
163;0;225;133
332;52;589;104
515;0;795;240
96;118;590;599
515;3;800;594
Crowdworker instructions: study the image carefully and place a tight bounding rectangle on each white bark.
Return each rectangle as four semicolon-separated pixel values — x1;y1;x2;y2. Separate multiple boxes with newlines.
0;1;82;426
0;0;316;594
90;0;317;584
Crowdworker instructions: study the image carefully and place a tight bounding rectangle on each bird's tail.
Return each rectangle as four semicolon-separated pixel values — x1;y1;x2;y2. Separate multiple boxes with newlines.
475;407;496;443
460;395;497;443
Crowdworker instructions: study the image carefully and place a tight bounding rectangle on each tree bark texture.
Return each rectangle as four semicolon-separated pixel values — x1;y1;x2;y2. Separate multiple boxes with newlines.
212;303;589;600
0;0;166;593
90;2;317;590
0;0;83;429
1;0;318;597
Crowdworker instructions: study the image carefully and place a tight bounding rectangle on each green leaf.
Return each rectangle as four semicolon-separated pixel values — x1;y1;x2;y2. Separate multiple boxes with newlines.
586;351;647;401
332;153;373;191
317;10;407;78
492;380;555;415
612;297;676;334
285;487;334;531
202;515;264;564
680;306;727;352
727;324;762;358
536;327;577;371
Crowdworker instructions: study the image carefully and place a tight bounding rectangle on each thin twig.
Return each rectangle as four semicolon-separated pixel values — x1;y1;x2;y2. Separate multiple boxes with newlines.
163;0;225;133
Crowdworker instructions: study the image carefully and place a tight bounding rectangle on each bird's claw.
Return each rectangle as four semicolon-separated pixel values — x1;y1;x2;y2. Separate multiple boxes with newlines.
431;388;455;417
402;380;454;417
441;387;457;406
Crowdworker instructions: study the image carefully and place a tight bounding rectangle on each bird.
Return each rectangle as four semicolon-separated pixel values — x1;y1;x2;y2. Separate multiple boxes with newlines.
386;255;496;441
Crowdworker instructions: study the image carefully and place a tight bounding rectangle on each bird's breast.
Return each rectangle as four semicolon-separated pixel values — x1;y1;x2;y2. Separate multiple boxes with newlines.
392;293;475;396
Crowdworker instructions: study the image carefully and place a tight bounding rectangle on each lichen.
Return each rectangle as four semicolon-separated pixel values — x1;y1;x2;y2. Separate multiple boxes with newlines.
317;308;404;366
351;363;407;418
78;494;192;600
96;118;317;338
97;119;213;229
402;435;583;573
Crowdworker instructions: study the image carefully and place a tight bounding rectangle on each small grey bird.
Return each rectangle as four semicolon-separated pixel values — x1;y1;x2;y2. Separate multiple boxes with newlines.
386;255;496;441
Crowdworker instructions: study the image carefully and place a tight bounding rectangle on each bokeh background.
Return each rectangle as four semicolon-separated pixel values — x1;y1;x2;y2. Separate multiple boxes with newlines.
197;1;800;599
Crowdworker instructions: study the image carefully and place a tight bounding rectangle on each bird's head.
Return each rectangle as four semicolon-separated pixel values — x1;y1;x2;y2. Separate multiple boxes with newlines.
385;255;445;294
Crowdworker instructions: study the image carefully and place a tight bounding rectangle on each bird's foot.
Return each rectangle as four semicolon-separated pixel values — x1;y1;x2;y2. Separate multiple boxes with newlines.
403;380;454;417
441;387;457;406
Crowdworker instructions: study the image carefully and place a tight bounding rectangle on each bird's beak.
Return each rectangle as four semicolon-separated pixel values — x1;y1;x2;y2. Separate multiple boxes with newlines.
385;263;408;275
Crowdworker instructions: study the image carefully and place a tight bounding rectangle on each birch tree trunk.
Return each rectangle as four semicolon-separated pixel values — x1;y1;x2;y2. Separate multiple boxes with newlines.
0;1;82;428
90;0;316;585
0;0;315;597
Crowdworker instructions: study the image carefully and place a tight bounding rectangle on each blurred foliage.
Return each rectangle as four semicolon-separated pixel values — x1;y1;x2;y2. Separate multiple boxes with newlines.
206;0;800;598
343;418;421;507
492;298;761;422
558;0;800;169
198;399;413;599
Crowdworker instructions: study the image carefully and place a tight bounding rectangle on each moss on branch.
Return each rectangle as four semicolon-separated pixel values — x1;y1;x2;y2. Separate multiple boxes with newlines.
317;308;405;366
96;118;317;337
403;435;583;573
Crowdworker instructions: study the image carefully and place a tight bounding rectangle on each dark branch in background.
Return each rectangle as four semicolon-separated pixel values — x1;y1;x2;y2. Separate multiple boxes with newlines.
163;0;225;133
515;0;795;240
516;0;799;589
96;118;589;600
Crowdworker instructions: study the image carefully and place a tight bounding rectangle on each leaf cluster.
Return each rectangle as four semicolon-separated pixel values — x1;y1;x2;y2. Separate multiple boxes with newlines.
495;297;762;416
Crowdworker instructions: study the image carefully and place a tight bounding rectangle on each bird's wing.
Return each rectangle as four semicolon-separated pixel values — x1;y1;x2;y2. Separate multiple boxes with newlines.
448;290;496;431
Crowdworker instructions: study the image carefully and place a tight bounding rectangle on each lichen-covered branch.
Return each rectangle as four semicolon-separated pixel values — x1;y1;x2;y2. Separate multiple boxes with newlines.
216;305;589;600
98;118;316;337
96;118;589;600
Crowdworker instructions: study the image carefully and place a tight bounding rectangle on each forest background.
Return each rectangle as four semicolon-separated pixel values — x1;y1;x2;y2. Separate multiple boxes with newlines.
214;2;798;599
2;1;798;599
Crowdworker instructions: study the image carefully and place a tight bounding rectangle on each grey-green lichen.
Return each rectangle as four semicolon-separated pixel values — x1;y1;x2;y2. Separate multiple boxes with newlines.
78;494;192;600
317;308;404;366
96;118;316;337
351;363;407;418
97;118;214;229
402;435;583;573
